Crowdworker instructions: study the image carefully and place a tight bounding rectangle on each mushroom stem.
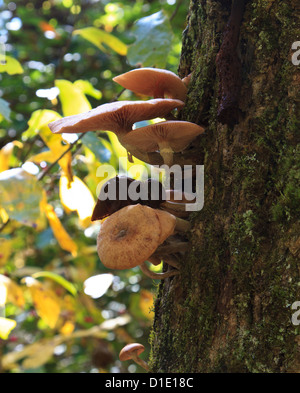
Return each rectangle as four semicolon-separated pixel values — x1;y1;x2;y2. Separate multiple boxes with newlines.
155;242;190;255
140;261;179;280
163;256;180;269
175;217;191;232
158;141;174;166
131;352;149;371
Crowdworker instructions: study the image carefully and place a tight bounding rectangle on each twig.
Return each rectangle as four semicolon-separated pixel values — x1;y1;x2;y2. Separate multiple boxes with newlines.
37;133;84;181
170;0;184;22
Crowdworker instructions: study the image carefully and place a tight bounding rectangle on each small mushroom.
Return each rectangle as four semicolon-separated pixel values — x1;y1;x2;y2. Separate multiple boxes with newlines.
121;120;205;166
113;67;187;101
48;99;184;140
119;343;149;371
96;204;190;279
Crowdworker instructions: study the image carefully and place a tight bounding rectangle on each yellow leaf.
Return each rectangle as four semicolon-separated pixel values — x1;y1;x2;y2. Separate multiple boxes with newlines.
55;79;91;116
43;203;78;256
139;289;154;320
60;320;75;336
0;238;13;267
73;27;128;56
0;274;25;308
0;141;23;173
39;126;73;182
0;55;23;75
0;207;9;225
0;317;16;339
28;150;56;164
25;110;72;182
22;277;61;329
59;174;95;227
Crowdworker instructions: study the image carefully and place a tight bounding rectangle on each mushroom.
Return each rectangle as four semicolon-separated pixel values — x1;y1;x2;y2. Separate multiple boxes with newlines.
91;176;167;222
121;120;205;166
113;68;187;101
96;204;190;279
48;98;184;140
119;343;149;371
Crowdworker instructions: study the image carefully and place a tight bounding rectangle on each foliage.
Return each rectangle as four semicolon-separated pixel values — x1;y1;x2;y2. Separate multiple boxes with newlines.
0;0;187;373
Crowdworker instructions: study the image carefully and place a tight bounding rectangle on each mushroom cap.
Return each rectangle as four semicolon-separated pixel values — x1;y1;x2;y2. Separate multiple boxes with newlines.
48;99;184;136
113;68;187;101
119;343;145;361
97;204;161;270
154;209;176;244
91;176;167;221
121;120;205;153
91;176;137;221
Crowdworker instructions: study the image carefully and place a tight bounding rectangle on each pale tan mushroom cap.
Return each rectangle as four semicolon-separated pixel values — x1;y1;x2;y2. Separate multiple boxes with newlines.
154;209;176;244
48;99;184;136
113;68;187;101
97;204;161;270
121;120;205;153
119;343;145;361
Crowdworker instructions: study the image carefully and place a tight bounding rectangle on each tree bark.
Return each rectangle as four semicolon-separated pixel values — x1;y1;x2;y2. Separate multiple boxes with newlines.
149;0;300;373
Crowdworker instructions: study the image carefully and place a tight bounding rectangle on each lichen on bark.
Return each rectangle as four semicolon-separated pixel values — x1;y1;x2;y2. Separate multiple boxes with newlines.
149;0;300;373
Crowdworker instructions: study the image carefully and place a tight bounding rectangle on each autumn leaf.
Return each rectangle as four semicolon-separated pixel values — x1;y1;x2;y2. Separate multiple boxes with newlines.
73;27;127;56
0;317;17;340
0;168;45;229
0;274;25;308
42;202;77;256
59;174;95;227
0;141;23;173
55;79;91;116
139;289;154;320
22;277;61;329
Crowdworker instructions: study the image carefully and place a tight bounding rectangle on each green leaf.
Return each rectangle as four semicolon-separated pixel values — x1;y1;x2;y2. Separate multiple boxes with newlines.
0;98;11;121
55;79;91;116
127;11;174;68
73;27;127;56
74;80;102;100
0;55;24;75
0;168;44;228
32;271;77;296
81;133;111;163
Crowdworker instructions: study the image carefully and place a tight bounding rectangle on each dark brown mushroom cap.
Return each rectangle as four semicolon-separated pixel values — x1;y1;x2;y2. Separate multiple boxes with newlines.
119;343;145;361
121;120;205;153
91;176;137;221
97;204;162;270
113;68;187;101
48;99;184;136
91;176;167;221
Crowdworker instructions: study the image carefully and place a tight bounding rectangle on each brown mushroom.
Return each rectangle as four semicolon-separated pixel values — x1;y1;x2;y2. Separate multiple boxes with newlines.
121;120;205;166
48;99;184;139
91;176;167;222
119;343;149;371
113;68;187;101
96;204;190;279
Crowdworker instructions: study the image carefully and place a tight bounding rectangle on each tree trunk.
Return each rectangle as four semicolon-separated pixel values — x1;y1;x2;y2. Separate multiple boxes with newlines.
149;0;300;373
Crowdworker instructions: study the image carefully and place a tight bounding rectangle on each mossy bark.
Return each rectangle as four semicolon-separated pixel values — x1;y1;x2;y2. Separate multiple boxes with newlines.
149;0;300;373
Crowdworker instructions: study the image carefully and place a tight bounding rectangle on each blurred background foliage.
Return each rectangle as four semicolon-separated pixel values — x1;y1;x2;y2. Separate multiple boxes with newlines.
0;0;188;373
